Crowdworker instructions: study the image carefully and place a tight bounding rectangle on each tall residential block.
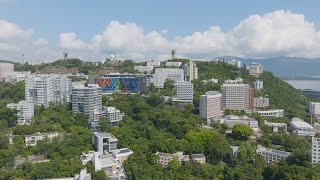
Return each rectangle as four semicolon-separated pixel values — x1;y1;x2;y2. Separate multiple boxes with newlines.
249;63;263;77
183;60;198;81
153;68;184;88
253;80;263;90
309;102;320;116
173;81;193;103
25;74;71;107
199;91;222;120
221;83;254;111
7;101;34;125
72;84;102;121
0;63;14;80
312;137;320;164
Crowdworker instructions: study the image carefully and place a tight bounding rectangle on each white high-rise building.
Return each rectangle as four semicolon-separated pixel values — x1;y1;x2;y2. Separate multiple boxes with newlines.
173;81;193;103
0;63;14;80
253;80;263;90
221;83;254;111
72;84;102;121
153;68;184;88
25;74;71;107
7;101;34;125
312;137;320;164
103;106;125;126
249;63;263;77
309;102;320;116
199;91;222;120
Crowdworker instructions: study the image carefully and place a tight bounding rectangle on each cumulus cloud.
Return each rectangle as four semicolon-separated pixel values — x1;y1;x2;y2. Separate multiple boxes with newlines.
0;20;33;40
3;10;320;62
33;38;48;46
59;32;88;49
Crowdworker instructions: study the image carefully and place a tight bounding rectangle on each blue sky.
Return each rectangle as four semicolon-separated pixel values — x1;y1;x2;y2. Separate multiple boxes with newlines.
1;0;320;62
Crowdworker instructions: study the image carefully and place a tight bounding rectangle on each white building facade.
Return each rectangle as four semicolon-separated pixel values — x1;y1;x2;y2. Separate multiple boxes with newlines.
25;74;71;107
147;61;161;67
102;106;125;126
256;109;284;117
173;81;193;103
289;117;315;137
221;83;253;111
7;101;34;125
253;80;263;90
153;68;184;88
166;61;182;67
256;145;290;164
25;132;59;146
199;91;222;120
134;66;153;73
309;102;320;116
72;84;102;121
254;97;269;108
0;63;14;80
249;63;263;77
4;71;31;83
312;137;320;164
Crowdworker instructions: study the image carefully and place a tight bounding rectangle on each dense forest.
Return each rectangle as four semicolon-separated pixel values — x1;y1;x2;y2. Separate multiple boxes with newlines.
0;59;318;179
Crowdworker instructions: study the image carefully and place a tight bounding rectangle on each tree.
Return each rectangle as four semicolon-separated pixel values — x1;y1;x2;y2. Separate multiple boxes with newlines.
205;135;230;163
91;170;108;180
232;124;253;140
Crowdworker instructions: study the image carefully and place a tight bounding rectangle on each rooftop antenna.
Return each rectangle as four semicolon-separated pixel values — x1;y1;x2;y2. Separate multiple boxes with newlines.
171;49;176;60
63;52;68;61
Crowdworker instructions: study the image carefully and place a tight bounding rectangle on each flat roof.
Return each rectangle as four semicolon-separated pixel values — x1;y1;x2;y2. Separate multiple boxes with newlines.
191;154;205;158
94;132;118;141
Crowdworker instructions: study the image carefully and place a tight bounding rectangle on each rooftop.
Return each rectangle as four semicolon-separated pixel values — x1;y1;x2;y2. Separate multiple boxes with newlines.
191;154;205;159
94;132;118;141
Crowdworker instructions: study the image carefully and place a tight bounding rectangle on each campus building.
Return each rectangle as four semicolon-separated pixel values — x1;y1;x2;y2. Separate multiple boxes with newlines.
102;106;125;126
134;66;153;73
7;101;34;125
253;80;263;90
289;117;315;137
254;97;269;108
166;61;182;67
94;132;118;155
155;152;205;168
4;71;31;83
256;145;291;164
25;132;59;146
153;68;184;88
221;83;254;111
256;109;284;117
249;63;263;77
0;63;14;80
172;81;193;103
199;91;222;120
92;73;149;94
183;60;198;81
25;74;71;107
72;84;102;121
309;102;320;116
265;121;287;133
312;137;320;164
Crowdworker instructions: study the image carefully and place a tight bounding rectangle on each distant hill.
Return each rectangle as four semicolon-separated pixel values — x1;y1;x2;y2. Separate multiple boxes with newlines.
216;56;320;80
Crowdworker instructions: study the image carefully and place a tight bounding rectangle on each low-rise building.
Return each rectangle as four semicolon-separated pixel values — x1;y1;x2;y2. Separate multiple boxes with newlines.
249;63;263;77
230;146;239;156
93;152;118;176
4;71;31;83
202;78;218;84
80;151;95;165
94;132;118;155
190;154;206;164
147;61;161;68
256;109;284;117
39;168;91;180
156;152;195;167
264;121;287;133
256;145;290;164
249;119;259;128
166;61;182;67
7;101;34;125
254;97;269;108
102;106;125;126
111;148;134;165
289;117;315;137
25;132;59;146
224;77;243;84
134;66;153;73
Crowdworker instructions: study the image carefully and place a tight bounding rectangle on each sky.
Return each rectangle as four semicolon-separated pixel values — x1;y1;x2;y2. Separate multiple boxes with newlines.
1;0;320;62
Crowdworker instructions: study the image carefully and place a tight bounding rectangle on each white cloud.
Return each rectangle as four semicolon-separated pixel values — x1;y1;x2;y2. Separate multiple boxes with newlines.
59;32;88;49
0;20;33;40
3;10;320;62
33;38;48;46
